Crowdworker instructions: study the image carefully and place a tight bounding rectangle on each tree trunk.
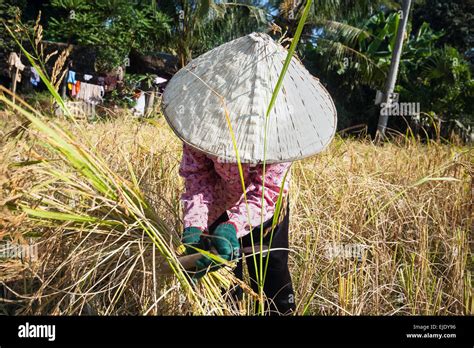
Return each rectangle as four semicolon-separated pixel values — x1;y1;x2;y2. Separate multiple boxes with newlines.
376;0;412;139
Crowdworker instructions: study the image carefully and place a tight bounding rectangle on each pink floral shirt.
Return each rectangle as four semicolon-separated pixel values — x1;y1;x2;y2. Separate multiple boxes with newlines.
179;144;291;238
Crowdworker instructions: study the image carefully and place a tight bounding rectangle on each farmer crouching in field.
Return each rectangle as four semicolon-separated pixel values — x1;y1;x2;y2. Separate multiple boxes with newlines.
179;143;294;314
162;32;337;315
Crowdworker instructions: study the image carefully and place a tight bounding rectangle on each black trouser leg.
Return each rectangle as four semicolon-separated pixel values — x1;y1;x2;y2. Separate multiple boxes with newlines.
242;200;295;315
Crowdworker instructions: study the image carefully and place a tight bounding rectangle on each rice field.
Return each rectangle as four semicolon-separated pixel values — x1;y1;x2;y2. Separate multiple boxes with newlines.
0;102;472;315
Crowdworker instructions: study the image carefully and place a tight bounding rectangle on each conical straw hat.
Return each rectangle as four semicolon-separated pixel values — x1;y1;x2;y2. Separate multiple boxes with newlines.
163;32;337;164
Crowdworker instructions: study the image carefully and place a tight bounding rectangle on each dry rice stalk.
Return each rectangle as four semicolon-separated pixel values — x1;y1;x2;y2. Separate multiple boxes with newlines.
51;47;71;91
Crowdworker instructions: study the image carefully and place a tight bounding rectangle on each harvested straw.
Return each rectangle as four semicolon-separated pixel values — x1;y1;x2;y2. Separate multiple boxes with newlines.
0;87;246;315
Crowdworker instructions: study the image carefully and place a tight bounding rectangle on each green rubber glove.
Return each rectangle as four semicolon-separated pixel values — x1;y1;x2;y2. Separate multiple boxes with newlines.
194;222;240;279
182;226;205;255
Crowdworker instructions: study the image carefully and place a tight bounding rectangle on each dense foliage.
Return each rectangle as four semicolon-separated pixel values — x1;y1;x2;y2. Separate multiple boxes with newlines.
304;10;473;130
46;0;172;71
0;0;472;134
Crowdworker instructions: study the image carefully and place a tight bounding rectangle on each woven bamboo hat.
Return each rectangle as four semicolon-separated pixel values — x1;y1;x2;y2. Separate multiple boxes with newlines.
163;32;337;164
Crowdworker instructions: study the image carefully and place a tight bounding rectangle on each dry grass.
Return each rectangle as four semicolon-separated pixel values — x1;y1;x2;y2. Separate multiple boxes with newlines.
0;109;472;315
291;136;472;315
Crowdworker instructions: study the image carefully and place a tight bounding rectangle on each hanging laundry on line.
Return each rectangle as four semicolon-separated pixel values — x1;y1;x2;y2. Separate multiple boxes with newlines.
73;80;81;97
7;52;25;82
30;67;40;86
67;70;76;84
66;70;82;97
76;82;104;105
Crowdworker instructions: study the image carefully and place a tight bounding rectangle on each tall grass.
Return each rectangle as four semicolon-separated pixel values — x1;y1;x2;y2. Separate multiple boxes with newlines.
1;87;248;315
1;112;471;315
1;15;255;314
291;137;472;315
1;6;316;313
1;3;472;314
